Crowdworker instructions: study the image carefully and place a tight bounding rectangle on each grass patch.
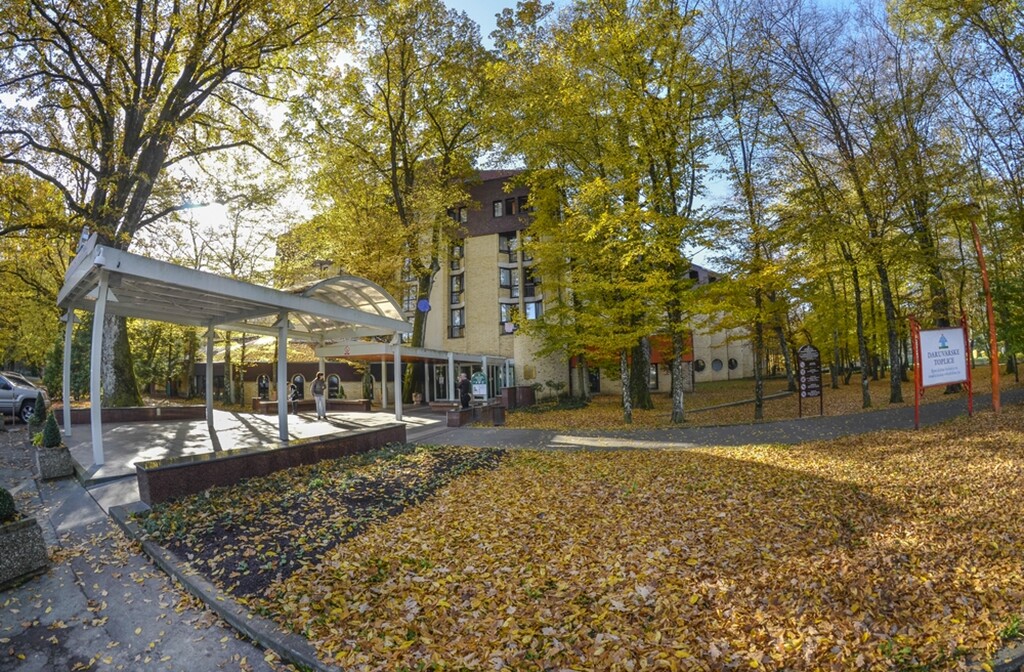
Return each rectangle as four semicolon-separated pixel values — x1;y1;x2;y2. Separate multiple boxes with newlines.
505;365;1018;430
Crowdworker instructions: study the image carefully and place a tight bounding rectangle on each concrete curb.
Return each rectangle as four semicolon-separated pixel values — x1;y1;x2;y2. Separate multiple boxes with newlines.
687;390;794;413
108;503;340;672
989;639;1024;672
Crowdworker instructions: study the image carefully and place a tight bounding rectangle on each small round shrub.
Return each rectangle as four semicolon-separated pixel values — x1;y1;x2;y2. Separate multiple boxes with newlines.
42;411;62;448
0;487;16;523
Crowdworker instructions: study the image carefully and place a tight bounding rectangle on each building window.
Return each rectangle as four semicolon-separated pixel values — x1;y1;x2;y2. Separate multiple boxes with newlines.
649;364;659;390
402;286;417;312
524;301;542;320
517;195;528;213
500;303;519;334
505;197;515;216
450;242;464;271
712;358;724;371
500;267;520;296
459;206;467;223
694;359;706;372
493;200;504;218
523;267;538;297
401;258;416;282
449;308;464;338
499;231;517;261
450;274;463;305
728;358;738;370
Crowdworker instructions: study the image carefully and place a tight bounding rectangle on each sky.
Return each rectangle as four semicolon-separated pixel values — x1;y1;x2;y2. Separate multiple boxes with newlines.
445;1;512;46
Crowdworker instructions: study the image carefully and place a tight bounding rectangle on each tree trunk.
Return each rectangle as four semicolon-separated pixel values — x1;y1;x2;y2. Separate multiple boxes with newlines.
629;337;653;410
224;331;234;405
620;349;632;424
874;261;904;403
185;329;197;398
754;290;765;421
831;328;841;390
577;355;592;401
670;331;686;424
100;314;142;407
773;323;796;392
842;244;871;408
404;270;434;402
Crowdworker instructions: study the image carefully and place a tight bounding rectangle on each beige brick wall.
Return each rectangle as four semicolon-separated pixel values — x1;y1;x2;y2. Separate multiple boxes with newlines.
424;232;516;360
692;326;754;383
513;331;568;393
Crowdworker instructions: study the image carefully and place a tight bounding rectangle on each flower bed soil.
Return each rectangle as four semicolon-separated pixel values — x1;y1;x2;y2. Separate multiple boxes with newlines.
135;444;504;600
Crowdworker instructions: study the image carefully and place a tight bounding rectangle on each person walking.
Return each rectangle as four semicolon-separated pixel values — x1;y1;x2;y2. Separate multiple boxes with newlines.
312;372;327;420
458;372;472;409
288;382;299;414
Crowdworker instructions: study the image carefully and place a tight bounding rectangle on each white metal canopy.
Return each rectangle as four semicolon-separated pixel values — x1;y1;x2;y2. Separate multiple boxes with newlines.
56;234;412;468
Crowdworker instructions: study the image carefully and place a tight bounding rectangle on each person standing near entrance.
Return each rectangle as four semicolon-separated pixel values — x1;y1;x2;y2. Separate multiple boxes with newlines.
458;372;472;409
312;372;327;420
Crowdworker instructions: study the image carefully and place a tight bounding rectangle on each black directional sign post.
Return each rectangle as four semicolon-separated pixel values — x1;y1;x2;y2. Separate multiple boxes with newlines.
797;344;824;418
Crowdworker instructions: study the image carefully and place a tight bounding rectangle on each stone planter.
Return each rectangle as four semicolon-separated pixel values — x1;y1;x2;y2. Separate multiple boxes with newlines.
36;445;75;480
0;517;49;589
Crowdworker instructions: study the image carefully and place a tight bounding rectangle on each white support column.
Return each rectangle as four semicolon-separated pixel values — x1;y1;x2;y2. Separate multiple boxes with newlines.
205;327;215;422
394;341;403;421
447;352;455;401
318;336;326;376
424;361;430;402
276;313;289;441
381;355;388;409
62;311;73;436
89;273;108;467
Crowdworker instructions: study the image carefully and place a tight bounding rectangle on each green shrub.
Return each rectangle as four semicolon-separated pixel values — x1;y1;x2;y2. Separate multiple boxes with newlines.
0;487;16;523
27;391;46;428
42;411;62;448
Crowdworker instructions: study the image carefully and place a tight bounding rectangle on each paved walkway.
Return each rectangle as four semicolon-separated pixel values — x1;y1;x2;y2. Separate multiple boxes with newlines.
409;388;1024;450
1;390;1019;671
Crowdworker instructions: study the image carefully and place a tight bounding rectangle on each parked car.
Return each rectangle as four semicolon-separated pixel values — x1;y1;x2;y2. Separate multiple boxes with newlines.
0;371;49;423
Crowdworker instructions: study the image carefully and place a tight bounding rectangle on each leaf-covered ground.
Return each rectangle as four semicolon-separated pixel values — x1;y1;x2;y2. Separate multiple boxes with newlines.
139;408;1024;671
507;365;1017;430
135;444;505;599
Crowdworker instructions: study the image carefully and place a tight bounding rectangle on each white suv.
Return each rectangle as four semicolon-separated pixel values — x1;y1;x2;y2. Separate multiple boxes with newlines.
0;371;49;423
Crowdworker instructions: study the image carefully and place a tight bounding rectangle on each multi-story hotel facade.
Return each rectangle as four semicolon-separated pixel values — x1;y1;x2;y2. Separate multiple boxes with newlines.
407;170;754;401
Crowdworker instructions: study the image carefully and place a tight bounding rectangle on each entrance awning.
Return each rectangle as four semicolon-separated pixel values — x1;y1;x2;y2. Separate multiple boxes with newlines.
56;234;412;469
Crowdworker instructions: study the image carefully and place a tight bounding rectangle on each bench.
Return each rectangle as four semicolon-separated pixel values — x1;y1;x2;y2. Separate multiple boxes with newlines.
250;398;372;414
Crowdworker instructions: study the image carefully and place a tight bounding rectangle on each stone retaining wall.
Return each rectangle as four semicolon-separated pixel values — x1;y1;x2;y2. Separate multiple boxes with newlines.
65;406;207;425
135;423;407;505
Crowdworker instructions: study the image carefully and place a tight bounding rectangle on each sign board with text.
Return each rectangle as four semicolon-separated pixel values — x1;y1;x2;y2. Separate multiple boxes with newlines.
797;344;824;417
471;371;488;398
918;328;969;387
910;316;972;429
